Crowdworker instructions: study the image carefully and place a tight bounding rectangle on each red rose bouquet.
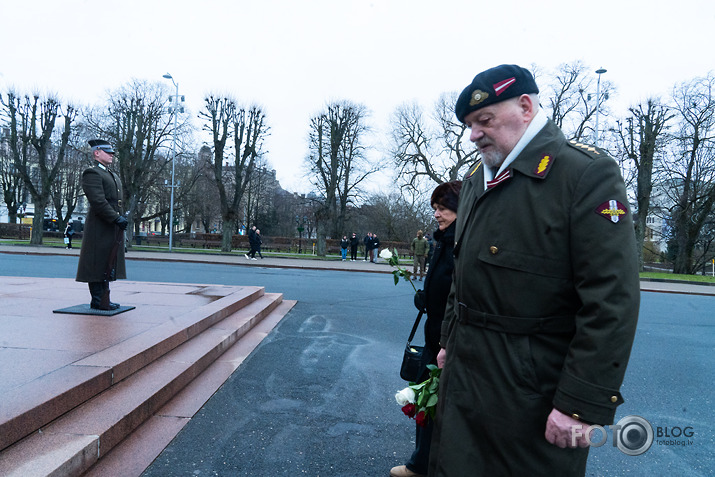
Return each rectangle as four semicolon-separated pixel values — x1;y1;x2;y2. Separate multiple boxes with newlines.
394;364;441;427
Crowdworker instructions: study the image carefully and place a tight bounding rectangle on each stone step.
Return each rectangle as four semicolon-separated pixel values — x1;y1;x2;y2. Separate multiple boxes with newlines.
83;300;296;477
0;290;294;477
0;285;264;453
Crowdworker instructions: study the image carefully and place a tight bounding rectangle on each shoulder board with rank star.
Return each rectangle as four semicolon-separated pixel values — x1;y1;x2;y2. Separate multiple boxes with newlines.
596;200;628;223
568;139;601;156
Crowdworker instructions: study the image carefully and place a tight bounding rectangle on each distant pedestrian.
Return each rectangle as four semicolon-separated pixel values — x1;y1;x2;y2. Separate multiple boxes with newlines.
410;230;429;281
364;232;372;261
340;235;349;261
64;223;75;249
254;229;264;259
350;232;360;261
245;226;257;259
371;233;380;262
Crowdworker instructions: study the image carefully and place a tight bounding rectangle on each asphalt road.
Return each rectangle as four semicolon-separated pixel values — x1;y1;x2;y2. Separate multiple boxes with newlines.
0;254;712;476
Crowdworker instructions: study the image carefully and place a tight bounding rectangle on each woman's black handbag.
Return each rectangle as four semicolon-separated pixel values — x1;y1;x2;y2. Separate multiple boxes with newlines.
400;310;433;382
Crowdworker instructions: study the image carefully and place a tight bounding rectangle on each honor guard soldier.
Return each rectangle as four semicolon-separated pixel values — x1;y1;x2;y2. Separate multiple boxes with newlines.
75;139;128;310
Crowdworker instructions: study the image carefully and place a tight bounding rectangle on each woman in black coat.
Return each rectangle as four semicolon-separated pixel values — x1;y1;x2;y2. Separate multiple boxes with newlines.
349;233;360;261
391;180;461;477
422;182;460;364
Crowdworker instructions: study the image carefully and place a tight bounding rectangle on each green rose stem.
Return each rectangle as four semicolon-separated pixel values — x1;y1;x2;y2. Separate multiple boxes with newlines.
380;248;418;293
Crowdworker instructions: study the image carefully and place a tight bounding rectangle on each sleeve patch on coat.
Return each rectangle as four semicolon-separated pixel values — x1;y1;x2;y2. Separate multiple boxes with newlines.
596;200;628;223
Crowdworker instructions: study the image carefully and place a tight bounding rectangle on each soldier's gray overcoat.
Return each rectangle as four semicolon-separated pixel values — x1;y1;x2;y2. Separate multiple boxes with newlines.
76;163;126;283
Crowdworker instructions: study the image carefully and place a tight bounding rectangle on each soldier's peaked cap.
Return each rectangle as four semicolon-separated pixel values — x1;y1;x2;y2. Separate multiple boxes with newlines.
88;139;115;154
455;64;539;123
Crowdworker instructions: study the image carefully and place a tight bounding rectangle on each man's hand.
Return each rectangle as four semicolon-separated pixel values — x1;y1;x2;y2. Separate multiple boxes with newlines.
114;215;128;230
545;408;591;448
437;348;446;368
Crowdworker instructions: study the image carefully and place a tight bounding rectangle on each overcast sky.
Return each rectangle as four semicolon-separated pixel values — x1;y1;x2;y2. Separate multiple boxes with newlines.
1;0;713;192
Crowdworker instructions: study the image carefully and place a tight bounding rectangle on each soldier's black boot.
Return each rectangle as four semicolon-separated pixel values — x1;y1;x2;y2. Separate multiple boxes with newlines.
103;282;121;310
89;282;106;310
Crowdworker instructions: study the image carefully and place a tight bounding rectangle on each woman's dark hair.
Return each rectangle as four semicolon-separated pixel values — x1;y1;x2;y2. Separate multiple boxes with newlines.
431;180;462;213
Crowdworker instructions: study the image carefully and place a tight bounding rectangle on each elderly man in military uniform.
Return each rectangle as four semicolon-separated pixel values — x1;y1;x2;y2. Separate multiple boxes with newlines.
428;65;640;476
76;139;128;310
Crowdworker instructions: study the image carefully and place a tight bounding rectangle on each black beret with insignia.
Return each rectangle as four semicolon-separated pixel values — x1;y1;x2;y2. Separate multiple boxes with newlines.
455;64;539;123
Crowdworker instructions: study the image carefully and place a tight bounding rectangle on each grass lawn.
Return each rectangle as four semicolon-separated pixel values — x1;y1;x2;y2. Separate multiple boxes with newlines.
640;271;715;284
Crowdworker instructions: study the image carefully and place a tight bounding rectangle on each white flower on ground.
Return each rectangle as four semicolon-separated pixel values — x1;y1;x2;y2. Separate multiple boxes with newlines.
395;387;416;405
379;248;393;260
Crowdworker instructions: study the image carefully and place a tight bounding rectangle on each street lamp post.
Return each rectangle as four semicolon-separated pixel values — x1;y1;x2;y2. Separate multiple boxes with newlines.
162;73;183;252
594;67;607;147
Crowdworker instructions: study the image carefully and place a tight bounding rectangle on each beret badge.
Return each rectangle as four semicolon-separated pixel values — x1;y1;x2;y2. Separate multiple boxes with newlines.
469;90;489;107
455;65;539;123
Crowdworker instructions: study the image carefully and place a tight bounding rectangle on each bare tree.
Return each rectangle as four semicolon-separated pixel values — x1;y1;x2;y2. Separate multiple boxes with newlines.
201;95;233;248
359;192;433;242
200;96;269;251
336;103;375;236
270;191;312;239
50;141;86;228
434;93;479;179
306;100;374;255
390;92;477;196
179;146;218;233
232;105;269;232
662;73;715;274
243;157;277;233
87;80;183;244
0;127;28;223
613;99;673;270
541;61;614;142
1;92;76;243
306;109;335;256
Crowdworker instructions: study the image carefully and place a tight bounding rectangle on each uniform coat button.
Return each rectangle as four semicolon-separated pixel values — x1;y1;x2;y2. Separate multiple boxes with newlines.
489;246;498;254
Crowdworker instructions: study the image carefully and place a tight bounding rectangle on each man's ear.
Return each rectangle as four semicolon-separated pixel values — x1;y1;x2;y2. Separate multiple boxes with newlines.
518;94;536;118
517;94;539;123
